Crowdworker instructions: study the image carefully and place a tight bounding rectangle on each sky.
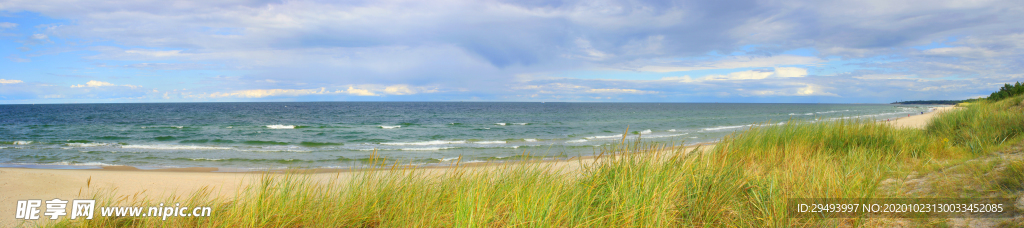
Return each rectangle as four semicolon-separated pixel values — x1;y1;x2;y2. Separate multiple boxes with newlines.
1;0;1023;104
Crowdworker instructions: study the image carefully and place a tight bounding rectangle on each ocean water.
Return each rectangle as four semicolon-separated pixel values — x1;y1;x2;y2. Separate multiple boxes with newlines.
0;102;936;170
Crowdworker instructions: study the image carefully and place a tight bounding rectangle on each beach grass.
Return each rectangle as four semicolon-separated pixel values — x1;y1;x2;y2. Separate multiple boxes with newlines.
49;95;1024;227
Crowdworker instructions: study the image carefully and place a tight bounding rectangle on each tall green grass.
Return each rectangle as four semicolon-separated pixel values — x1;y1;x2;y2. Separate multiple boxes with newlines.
51;96;1024;227
928;95;1024;154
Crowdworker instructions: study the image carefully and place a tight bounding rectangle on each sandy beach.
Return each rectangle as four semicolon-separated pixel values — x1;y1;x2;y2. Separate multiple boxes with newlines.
0;106;957;227
885;105;959;129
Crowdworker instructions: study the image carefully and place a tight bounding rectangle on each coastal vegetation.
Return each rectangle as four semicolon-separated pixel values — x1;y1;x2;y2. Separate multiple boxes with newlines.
988;81;1024;102
890;100;970;105
51;94;1024;227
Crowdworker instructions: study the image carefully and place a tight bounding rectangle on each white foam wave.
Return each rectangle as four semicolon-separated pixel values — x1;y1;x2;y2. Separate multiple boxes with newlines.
702;124;753;131
566;139;588;143
175;126;184;129
226;126;233;129
645;133;690;139
524;138;537;142
380;125;401;129
640;129;652;134
512;123;527;125
815;110;850;114
266;125;295;129
238;149;312;153
475;141;506;144
585;134;623;140
190;158;224;161
401;147;455;151
440;157;460;162
122;145;232;150
495;123;506;126
14;141;32;145
48;162;118;166
65;142;114;147
667;129;677;132
381;140;466;146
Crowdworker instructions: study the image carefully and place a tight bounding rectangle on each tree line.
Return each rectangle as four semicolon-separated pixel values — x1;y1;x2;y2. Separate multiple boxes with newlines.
891;81;1021;104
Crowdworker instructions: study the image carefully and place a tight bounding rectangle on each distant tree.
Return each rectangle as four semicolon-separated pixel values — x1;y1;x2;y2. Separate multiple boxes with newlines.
988;81;1024;102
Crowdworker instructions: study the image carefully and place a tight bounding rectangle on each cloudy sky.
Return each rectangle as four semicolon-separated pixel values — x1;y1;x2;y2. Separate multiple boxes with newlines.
1;0;1022;104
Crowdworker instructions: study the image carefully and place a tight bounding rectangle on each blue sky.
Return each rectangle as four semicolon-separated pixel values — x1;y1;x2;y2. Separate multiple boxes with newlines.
1;0;1023;104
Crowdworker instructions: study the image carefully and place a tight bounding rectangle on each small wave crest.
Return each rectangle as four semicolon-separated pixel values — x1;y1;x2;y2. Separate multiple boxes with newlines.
47;161;118;166
400;147;455;151
566;139;588;143
65;142;114;147
702;124;753;131
585;134;622;140
189;158;225;161
122;144;232;150
495;123;506;126
524;138;537;142
380;125;401;129
266;125;295;129
381;140;466;146
644;133;690;139
474;141;506;144
439;157;460;162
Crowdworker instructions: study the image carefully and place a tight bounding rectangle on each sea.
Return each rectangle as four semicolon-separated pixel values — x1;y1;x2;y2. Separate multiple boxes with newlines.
0;102;937;170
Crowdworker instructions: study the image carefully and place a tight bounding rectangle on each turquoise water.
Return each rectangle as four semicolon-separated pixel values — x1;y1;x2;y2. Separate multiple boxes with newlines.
0;102;937;170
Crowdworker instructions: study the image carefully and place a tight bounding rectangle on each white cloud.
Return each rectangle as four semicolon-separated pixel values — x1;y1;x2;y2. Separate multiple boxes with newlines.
586;88;657;94
123;49;184;58
200;84;442;98
32;34;48;40
69;80;143;89
743;84;838;97
703;70;774;81
0;79;24;84
208;87;337;98
796;84;835;96
853;74;916;80
659;76;693;82
71;80;116;88
384;85;416;95
0;22;16;29
920;47;1002;58
345;87;378;96
637;55;824;73
668;67;807;81
570;38;613;61
516;82;657;96
774;67;808;78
